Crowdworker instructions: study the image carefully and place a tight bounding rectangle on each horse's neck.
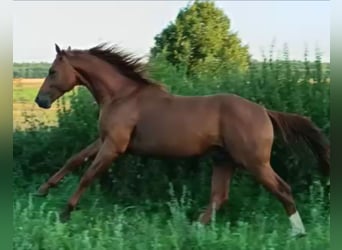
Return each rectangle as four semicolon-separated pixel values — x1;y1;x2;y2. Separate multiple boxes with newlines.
138;85;173;103
73;55;139;106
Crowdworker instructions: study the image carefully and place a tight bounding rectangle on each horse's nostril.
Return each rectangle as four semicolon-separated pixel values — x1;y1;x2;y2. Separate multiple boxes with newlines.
35;95;51;109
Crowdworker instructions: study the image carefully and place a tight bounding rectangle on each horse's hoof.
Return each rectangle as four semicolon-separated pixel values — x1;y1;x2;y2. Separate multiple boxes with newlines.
33;189;48;197
59;212;70;223
59;208;71;223
291;231;307;238
296;232;307;238
197;212;210;225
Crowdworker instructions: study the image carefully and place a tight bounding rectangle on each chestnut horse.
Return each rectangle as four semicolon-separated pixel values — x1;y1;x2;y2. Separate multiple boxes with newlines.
34;43;329;237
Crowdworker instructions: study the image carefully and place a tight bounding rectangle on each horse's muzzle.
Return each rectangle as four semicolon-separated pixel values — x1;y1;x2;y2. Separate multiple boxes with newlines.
35;95;51;109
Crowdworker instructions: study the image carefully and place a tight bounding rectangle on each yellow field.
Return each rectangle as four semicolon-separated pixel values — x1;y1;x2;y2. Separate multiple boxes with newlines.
13;78;45;84
13;78;67;129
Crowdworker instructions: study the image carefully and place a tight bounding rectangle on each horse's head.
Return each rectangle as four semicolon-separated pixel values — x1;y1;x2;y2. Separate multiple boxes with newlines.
35;44;77;109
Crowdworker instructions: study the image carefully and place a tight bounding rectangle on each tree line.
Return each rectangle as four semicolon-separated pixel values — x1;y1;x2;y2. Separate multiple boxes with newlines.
13;60;330;79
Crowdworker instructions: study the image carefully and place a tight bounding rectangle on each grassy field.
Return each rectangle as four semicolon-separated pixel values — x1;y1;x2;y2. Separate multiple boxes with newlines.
13;178;329;250
13;78;71;129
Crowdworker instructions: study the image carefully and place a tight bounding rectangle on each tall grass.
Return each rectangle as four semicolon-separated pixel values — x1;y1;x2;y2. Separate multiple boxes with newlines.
14;181;329;250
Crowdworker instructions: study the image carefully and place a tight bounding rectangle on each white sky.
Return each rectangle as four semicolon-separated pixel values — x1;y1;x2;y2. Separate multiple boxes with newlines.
13;1;330;63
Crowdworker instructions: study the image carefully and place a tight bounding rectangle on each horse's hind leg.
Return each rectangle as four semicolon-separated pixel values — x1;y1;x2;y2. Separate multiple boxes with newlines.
199;162;235;224
252;164;306;237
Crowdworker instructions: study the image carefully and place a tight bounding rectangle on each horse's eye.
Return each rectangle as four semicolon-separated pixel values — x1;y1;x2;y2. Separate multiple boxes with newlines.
48;69;56;75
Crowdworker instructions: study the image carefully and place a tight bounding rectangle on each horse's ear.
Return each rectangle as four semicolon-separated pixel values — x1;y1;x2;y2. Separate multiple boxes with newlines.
55;43;61;54
67;46;71;51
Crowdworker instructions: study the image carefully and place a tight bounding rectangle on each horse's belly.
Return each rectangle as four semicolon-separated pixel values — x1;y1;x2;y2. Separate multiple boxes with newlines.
127;128;219;157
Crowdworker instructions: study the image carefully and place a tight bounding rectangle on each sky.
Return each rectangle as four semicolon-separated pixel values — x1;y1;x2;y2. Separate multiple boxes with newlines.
13;1;330;63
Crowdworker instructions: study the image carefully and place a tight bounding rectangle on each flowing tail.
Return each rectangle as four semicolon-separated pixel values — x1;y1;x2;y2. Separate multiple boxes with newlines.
267;110;330;176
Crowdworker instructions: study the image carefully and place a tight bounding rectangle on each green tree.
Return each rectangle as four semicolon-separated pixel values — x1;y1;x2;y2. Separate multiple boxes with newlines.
150;0;250;76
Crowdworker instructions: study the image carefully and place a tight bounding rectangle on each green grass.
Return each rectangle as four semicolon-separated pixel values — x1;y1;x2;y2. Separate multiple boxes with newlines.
13;87;38;103
13;179;329;250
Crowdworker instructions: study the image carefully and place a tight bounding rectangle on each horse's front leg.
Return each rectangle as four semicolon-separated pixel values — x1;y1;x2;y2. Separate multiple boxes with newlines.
35;139;101;197
59;138;122;222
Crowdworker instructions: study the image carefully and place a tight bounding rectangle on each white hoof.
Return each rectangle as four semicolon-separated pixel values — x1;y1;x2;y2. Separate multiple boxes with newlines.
290;228;307;238
289;211;306;237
